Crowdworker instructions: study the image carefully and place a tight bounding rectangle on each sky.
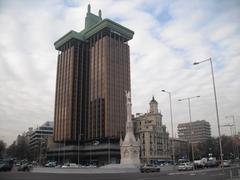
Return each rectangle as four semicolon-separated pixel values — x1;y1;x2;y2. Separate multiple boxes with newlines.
0;0;239;146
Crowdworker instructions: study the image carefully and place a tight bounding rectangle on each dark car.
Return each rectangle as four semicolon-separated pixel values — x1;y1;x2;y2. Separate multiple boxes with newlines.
17;164;32;172
140;164;160;173
0;163;12;171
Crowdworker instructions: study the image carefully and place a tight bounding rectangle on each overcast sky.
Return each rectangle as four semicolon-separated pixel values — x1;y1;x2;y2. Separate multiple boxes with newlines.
0;0;239;146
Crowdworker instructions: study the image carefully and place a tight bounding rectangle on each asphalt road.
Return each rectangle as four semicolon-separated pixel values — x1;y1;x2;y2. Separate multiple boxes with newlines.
0;170;226;180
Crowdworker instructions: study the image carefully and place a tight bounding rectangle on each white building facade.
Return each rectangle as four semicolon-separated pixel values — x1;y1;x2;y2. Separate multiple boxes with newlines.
133;97;170;163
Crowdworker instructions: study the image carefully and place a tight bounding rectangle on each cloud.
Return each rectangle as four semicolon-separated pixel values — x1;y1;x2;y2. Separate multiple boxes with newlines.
0;0;239;145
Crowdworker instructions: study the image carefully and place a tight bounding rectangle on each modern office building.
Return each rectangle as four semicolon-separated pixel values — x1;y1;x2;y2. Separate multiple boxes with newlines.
51;5;134;164
133;97;170;163
29;121;54;162
177;120;211;143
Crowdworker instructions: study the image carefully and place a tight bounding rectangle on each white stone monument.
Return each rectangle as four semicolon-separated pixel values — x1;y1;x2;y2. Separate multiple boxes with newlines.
120;91;140;166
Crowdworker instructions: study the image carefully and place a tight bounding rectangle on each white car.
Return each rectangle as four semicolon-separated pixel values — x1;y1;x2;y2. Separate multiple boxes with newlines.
223;160;231;167
45;162;56;167
62;163;79;168
178;163;193;171
86;164;97;168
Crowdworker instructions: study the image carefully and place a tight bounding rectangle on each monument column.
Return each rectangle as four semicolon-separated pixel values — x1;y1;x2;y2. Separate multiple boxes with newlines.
120;91;140;166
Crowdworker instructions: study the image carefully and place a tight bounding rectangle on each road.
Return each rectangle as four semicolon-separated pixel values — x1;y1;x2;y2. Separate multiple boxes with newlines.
0;170;226;180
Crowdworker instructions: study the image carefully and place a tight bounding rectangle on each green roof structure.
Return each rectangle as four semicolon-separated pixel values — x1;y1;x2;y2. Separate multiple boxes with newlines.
54;4;134;50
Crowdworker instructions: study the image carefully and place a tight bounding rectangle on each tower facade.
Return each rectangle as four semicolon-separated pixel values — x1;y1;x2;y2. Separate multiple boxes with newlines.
53;5;134;145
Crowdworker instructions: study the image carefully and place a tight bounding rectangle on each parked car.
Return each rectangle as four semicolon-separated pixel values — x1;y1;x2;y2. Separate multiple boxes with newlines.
0;159;14;172
15;162;21;167
223;160;231;167
17;163;32;172
178;159;190;164
140;164;160;173
0;163;12;171
45;162;56;167
86;164;97;168
62;163;79;168
178;163;193;171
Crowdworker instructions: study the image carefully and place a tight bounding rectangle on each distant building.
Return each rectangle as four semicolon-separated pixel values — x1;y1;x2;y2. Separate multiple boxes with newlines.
133;97;170;163
16;134;26;146
25;127;33;145
16;127;33;146
29;121;53;163
177;120;211;143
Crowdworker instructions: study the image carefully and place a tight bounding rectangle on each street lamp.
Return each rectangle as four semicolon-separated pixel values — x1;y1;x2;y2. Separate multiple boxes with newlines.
161;90;175;168
178;95;200;168
193;58;223;167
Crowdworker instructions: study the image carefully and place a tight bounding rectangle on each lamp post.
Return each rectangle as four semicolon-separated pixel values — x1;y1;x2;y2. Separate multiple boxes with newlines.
161;90;175;168
90;142;92;165
78;134;81;166
108;137;111;164
64;138;66;164
178;95;200;169
193;58;223;167
58;142;60;164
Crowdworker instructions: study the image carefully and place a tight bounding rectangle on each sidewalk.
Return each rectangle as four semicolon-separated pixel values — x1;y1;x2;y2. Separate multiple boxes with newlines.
168;166;239;176
32;167;140;174
32;165;175;174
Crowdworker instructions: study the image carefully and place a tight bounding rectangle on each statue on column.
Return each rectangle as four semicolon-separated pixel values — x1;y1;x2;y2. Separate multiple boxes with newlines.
120;91;140;165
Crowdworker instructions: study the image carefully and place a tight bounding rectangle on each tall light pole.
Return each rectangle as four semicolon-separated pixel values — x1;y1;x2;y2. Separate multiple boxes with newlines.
78;134;80;165
193;58;223;167
161;90;175;168
58;142;60;164
90;142;92;165
178;95;200;169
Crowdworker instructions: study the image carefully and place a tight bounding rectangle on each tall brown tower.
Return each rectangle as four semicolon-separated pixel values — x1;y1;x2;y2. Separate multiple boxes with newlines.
53;4;134;144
